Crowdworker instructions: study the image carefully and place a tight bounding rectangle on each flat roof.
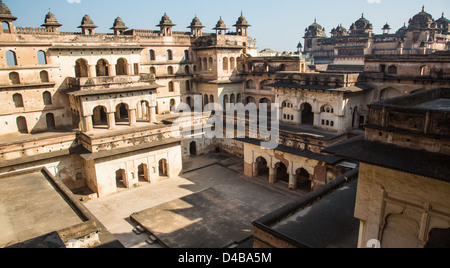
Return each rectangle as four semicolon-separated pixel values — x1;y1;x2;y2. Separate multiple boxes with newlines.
271;178;359;248
130;188;262;248
253;169;359;248
0;169;88;247
323;137;450;183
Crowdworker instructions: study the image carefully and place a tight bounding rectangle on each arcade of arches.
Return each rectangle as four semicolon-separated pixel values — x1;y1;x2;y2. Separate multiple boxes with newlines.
243;142;332;192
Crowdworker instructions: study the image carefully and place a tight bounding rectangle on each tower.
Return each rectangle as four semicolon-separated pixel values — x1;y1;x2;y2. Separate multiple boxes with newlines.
188;16;205;37
111;17;128;36
157;13;176;37
213;17;229;35
41;11;62;33
233;12;251;37
78;14;97;35
0;0;17;34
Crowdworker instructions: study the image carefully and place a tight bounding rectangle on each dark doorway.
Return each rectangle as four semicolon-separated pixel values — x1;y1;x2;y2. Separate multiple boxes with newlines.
17;116;28;134
138;164;149;183
116;169;126;189
296;168;311;192
159;159;168;177
46;113;56;130
302;103;314;125
425;228;450;248
190;141;197;156
255;157;269;177
276;162;289;183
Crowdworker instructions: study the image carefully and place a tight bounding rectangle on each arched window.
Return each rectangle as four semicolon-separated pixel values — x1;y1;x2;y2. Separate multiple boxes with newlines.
116;58;128;75
149;50;156;61
203;58;207;71
96;59;109;77
246;80;256;89
230;57;235;70
198;58;202;71
168;81;174;92
37;50;47;65
167;66;174;75
9;72;20;85
150;67;156;75
166;50;173;61
13;93;24;108
46;113;56;130
16;116;28;134
223;57;229;72
185;80;191;91
40;70;49;83
6;50;17;66
185;65;190;74
208;57;213;71
184;50;189;61
387;65;397;75
75;59;89;78
2;21;10;33
43;91;52;105
420;65;430;76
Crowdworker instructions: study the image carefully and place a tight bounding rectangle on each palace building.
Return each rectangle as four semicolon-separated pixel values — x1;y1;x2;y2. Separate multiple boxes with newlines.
0;0;448;248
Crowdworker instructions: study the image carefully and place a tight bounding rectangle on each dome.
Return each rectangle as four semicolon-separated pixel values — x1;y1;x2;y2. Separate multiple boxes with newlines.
352;14;372;30
233;12;251;27
157;13;175;27
111;17;128;30
42;11;62;28
0;0;16;20
408;6;434;29
304;19;327;38
436;13;450;32
331;24;348;37
395;23;408;36
213;17;228;30
188;16;205;29
79;14;97;28
382;23;391;30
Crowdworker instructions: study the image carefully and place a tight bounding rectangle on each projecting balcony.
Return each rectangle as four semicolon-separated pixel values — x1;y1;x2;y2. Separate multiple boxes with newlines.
66;73;157;91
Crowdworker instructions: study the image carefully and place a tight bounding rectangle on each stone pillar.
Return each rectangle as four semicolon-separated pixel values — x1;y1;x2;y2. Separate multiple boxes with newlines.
289;172;297;190
129;109;137;126
269;166;277;184
294;108;302;125
83;115;93;132
89;65;96;77
107;112;116;130
109;65;116;77
149;106;157;123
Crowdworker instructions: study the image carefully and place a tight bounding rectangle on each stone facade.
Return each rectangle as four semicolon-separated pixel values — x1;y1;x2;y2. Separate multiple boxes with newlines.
304;7;450;66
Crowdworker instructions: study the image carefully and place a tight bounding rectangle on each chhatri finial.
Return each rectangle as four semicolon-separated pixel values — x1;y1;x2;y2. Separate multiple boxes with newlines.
422;5;425;12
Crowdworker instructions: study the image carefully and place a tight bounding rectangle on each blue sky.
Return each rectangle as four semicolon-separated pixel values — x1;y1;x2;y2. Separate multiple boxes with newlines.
6;0;450;52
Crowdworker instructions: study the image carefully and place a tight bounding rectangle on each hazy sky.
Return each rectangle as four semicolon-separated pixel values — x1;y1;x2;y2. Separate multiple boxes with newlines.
6;0;450;52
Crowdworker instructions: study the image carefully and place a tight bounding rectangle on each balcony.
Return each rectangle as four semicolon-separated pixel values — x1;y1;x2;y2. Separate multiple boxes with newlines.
66;73;157;91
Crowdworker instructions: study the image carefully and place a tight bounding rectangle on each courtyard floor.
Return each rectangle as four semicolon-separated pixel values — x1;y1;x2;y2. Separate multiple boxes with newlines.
83;152;301;248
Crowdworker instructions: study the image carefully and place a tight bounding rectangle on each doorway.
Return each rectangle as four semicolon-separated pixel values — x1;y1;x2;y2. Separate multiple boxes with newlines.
159;159;168;177
190;141;197;156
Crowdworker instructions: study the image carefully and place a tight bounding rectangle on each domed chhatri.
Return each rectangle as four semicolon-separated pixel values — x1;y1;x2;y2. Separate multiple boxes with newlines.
305;19;327;38
188;16;205;37
0;0;16;21
331;24;349;37
78;14;97;35
111;17;128;35
157;13;175;37
41;11;62;31
213;17;229;35
157;13;176;27
233;12;251;37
